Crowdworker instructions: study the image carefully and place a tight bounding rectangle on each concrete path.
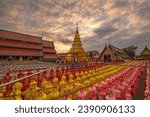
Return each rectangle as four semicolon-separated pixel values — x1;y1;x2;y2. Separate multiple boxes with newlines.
133;70;146;100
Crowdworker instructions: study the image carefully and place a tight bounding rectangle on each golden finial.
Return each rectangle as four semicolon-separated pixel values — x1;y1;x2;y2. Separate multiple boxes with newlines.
76;22;79;34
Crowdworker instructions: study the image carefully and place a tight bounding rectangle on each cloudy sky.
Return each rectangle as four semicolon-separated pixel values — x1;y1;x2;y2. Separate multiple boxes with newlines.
0;0;150;54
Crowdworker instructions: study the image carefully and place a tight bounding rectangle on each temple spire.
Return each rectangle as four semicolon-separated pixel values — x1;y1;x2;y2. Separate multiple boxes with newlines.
66;22;88;64
74;22;80;40
76;22;79;34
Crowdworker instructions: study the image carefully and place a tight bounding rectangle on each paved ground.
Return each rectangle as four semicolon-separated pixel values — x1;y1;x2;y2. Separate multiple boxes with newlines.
133;69;146;100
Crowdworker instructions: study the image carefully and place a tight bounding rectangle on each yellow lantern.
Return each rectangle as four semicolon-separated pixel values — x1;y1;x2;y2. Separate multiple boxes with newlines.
52;76;58;87
51;88;59;99
75;71;80;78
69;73;74;80
0;86;6;100
41;79;48;88
23;88;32;100
29;80;40;100
35;90;47;100
10;82;23;100
61;74;66;82
59;80;66;96
74;82;81;90
65;84;73;94
45;82;53;96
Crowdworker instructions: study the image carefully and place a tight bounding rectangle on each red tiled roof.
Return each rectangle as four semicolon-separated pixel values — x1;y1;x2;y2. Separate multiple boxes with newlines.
0;47;42;56
57;53;67;57
0;29;42;43
43;47;56;53
42;40;54;47
0;29;58;59
43;53;58;59
0;38;42;49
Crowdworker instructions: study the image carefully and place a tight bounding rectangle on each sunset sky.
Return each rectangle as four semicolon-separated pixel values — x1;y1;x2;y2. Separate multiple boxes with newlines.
0;0;149;54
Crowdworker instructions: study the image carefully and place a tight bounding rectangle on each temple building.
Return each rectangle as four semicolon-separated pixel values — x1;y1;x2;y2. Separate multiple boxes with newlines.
87;50;100;62
66;23;88;64
57;53;67;64
42;40;57;61
0;29;57;61
97;44;130;62
137;46;150;60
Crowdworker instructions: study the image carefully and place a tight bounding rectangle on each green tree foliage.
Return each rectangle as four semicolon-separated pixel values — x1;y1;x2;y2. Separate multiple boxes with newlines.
123;45;138;59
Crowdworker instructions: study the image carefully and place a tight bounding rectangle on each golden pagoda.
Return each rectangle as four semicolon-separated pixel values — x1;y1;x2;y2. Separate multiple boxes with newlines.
66;23;88;64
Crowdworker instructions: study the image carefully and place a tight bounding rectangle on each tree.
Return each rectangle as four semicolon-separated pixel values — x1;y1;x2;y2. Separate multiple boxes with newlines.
123;45;138;59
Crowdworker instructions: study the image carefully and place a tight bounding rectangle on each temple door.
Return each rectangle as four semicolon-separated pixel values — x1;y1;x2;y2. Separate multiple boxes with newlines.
104;55;107;62
107;55;111;62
